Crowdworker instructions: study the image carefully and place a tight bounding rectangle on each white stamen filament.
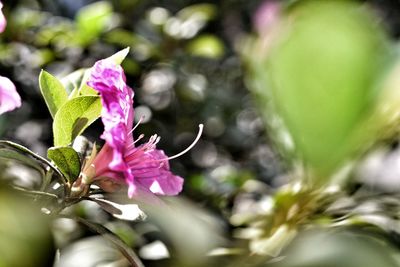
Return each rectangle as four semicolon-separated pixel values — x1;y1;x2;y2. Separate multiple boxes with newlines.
148;135;157;145
142;134;159;151
133;134;145;145
154;136;161;145
155;124;203;162
129;115;145;136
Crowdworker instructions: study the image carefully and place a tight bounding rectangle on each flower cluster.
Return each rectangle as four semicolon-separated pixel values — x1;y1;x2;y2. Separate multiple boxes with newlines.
85;59;201;198
0;0;199;201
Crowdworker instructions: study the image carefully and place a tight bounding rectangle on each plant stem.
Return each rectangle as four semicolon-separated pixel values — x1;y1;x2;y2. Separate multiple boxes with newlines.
13;186;59;200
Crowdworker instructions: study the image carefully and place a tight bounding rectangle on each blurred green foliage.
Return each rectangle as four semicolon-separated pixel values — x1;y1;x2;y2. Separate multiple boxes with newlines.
75;1;113;45
0;0;265;266
0;185;54;267
246;0;392;181
3;0;400;267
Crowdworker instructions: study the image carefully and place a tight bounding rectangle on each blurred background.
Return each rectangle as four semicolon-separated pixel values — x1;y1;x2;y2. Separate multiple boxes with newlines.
2;0;400;266
0;1;274;266
0;0;278;202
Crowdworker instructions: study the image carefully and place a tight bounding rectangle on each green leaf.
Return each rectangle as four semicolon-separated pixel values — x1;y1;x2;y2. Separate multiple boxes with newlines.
0;140;67;185
61;68;97;98
53;96;102;146
105;47;130;65
250;1;391;179
39;70;69;118
61;68;87;95
0;141;59;174
47;147;81;183
0;148;45;175
76;1;113;45
77;68;98;96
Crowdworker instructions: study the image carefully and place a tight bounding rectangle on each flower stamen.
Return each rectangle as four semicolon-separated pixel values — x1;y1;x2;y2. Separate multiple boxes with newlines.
133;134;145;145
129;115;145;136
153;124;203;162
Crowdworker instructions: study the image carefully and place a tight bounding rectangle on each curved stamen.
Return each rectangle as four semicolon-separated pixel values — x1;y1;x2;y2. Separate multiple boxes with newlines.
154;124;203;162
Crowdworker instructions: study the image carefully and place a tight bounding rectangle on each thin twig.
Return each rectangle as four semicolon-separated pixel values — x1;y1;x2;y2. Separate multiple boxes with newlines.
60;215;145;267
13;186;59;200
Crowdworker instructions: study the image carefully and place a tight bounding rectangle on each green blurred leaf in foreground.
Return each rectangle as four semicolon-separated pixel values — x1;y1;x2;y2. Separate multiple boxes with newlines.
273;230;400;267
249;0;392;181
0;187;54;267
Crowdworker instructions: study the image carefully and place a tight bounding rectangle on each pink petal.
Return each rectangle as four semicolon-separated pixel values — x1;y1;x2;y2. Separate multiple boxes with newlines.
0;76;21;114
0;2;6;33
87;59;134;172
129;149;184;196
93;143;119;178
147;172;184;196
126;183;166;206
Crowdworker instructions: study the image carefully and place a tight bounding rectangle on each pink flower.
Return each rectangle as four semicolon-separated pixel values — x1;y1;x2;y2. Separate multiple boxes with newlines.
0;2;21;114
87;59;201;198
0;1;6;33
253;1;281;35
87;59;134;172
0;76;21;114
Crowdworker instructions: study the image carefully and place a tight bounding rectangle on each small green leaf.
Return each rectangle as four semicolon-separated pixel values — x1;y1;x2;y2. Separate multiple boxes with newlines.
61;68;86;95
61;68;97;98
105;47;130;65
77;68;98;96
47;147;81;183
53;96;102;146
68;88;80;99
39;70;69;118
